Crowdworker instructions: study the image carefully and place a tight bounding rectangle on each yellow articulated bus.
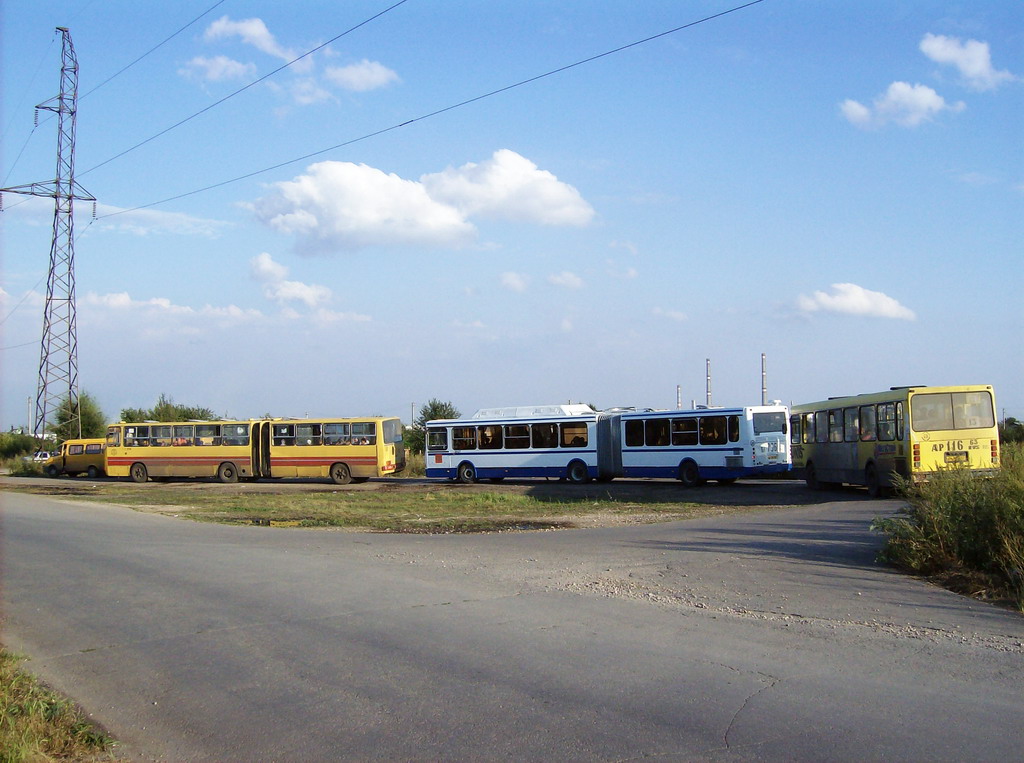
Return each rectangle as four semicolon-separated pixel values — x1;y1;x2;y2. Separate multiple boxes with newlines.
790;385;999;497
105;417;404;484
43;438;106;478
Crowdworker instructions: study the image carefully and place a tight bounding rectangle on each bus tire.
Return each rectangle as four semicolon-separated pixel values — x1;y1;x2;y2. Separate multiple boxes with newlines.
46;465;59;477
457;462;477;484
678;460;701;488
567;460;590;484
130;463;148;483
330;463;352;485
217;462;239;484
87;465;99;479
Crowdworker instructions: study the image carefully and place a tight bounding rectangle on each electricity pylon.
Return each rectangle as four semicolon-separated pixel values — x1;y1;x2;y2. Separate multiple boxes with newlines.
1;27;94;438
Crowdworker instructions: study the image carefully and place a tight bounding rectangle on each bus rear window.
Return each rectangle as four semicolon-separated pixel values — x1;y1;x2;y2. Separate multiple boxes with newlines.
911;391;995;431
753;412;787;435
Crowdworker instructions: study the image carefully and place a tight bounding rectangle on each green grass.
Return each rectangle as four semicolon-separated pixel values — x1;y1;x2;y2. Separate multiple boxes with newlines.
873;442;1024;611
0;648;114;762
45;483;705;533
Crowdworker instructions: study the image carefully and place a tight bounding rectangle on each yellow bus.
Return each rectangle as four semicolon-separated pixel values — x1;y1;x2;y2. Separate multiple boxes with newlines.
105;417;404;484
43;438;106;478
790;385;999;497
250;418;405;484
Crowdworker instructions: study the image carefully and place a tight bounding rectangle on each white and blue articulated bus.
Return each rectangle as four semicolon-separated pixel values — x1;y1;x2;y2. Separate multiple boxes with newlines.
606;404;791;486
425;404;600;483
426;403;791;486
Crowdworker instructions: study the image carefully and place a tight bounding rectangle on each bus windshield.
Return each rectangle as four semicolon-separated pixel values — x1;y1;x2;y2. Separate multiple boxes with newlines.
911;391;995;432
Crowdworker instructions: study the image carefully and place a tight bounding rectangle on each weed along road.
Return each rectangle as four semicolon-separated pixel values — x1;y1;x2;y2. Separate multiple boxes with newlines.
3;487;1023;761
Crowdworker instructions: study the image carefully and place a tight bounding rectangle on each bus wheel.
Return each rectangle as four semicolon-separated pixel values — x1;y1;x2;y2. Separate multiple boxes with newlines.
130;463;148;483
46;465;59;477
678;460;701;488
330;463;352;485
217;463;239;484
457;462;477;484
567;460;590;484
866;465;883;498
87;465;99;479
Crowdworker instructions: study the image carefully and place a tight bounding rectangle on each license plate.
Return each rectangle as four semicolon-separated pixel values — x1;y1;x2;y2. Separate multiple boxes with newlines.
944;451;968;465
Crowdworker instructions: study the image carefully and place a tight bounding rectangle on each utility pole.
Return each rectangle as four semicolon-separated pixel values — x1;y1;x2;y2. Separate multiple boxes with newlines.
1;28;94;439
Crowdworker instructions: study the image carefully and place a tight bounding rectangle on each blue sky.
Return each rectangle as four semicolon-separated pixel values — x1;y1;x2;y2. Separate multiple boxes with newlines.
2;0;1021;429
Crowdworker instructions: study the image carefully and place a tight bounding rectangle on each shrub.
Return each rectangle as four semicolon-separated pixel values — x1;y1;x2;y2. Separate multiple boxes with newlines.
873;443;1024;610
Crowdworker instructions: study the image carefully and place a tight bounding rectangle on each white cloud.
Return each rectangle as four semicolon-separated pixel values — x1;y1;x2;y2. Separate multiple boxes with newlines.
324;60;399;92
2;198;227;238
501;272;529;292
797;283;916;320
653;307;687;322
841;82;964;129
179;55;256;82
250;252;288;282
421;149;595;226
254;161;475;253
247;253;332;308
254;152;594;253
920;33;1016;91
560;317;574;332
548;271;583;289
286;78;334;105
266;279;331;309
204;16;295;62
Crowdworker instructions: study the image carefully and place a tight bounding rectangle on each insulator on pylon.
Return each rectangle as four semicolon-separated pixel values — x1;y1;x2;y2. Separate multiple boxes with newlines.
92;201;97;219
34;109;39;127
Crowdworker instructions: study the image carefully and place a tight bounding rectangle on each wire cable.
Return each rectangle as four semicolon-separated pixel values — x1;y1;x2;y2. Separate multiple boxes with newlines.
98;0;766;219
80;0;230;100
80;0;411;177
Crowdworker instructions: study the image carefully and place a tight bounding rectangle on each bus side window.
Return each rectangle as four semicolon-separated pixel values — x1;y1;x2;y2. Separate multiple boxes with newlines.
844;408;859;443
453;426;477;450
699;416;727;446
803;413;815;444
814;411;828;443
790;415;801;445
645;419;669;447
828;410;843;443
896;401;905;440
427;429;448;451
878;403;895;441
728;416;740;443
561;423;588;448
532;423;558;449
624;420;644;448
859;405;877;441
478;425;503;449
672;418;698;446
107;428;121;448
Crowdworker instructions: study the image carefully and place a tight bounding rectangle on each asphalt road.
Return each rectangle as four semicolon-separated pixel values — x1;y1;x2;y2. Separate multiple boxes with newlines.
2;487;1022;761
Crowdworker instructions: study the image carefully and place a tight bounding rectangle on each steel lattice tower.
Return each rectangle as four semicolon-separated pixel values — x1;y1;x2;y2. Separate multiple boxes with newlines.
2;27;94;438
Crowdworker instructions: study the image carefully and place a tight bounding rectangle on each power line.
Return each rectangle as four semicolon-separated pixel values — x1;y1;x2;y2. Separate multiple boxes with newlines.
3;3;228;186
98;0;767;219
80;0;230;100
81;0;412;178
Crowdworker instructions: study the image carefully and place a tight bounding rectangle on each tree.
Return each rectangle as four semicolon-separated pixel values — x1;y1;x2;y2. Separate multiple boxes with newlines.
1000;417;1024;444
52;391;107;441
404;398;461;454
120;393;218;423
